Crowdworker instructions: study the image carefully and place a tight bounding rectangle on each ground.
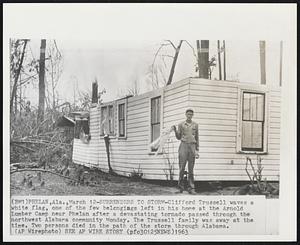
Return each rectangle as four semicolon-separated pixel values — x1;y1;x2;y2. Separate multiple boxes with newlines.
10;163;279;197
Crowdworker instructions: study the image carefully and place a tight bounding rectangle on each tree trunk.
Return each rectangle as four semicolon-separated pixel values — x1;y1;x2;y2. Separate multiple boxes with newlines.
166;40;183;85
10;40;28;114
37;39;46;124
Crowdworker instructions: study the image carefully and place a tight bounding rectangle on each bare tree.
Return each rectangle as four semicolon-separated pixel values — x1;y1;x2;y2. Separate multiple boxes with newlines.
127;78;140;96
37;39;46;124
147;40;198;89
46;40;64;109
10;39;28;113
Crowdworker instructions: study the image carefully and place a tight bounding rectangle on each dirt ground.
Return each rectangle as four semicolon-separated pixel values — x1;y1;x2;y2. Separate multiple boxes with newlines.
10;164;279;198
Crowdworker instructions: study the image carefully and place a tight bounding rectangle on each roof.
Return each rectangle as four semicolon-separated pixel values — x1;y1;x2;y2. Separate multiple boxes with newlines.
56;115;75;127
69;111;89;118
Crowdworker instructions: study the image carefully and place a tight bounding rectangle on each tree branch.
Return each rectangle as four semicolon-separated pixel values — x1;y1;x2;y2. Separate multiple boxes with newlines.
182;40;198;59
164;40;176;50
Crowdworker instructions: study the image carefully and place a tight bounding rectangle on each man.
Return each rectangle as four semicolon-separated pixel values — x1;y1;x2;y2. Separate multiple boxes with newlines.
172;109;199;194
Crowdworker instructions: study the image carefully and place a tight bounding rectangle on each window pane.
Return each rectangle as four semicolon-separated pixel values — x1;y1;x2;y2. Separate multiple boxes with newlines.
242;121;263;150
250;94;257;120
100;107;107;135
151;97;161;123
119;104;124;119
151;99;156;123
243;93;251;120
119;120;125;136
101;107;107;118
256;94;264;121
157;98;161;123
82;120;89;134
252;122;263;148
152;124;160;142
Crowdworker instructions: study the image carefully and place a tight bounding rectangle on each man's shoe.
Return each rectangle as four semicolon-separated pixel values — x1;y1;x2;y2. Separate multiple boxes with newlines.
188;189;197;195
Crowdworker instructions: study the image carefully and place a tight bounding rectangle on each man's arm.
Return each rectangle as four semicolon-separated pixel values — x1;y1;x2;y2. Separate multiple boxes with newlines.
195;123;199;151
173;123;182;140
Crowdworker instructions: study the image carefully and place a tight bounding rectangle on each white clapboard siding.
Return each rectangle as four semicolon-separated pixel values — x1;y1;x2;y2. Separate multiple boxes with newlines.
73;78;281;181
72;106;100;166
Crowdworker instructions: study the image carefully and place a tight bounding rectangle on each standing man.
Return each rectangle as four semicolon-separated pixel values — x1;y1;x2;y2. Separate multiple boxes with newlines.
172;109;199;194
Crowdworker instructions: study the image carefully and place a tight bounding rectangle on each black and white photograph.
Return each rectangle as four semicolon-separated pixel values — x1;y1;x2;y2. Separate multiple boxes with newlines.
9;39;282;197
3;3;297;242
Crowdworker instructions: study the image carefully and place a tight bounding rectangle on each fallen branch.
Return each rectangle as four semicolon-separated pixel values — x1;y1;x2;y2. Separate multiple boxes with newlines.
10;162;40;168
10;143;35;152
11;140;71;147
10;168;114;195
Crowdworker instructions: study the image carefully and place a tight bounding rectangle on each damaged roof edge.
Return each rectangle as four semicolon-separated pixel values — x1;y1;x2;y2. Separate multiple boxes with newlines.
56;115;76;127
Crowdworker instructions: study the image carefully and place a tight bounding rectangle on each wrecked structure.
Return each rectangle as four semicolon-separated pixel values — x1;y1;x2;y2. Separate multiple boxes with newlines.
71;78;281;181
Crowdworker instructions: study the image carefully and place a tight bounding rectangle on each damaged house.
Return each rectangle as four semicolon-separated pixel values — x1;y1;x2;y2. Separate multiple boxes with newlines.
71;77;281;181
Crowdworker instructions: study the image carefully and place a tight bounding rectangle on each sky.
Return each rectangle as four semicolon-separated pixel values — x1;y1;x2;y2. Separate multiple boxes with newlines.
22;39;282;106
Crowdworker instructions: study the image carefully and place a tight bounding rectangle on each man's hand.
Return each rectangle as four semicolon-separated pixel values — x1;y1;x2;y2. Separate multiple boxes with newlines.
171;125;176;131
195;151;199;159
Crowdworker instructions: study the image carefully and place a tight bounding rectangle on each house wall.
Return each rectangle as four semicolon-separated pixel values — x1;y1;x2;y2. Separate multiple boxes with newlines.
72;78;281;181
97;79;190;180
72;106;100;168
187;79;281;181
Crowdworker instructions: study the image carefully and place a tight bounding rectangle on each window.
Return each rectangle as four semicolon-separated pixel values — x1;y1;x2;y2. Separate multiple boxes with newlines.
100;105;115;136
118;103;125;137
74;119;89;139
108;105;114;135
241;92;265;151
151;96;161;144
100;107;107;136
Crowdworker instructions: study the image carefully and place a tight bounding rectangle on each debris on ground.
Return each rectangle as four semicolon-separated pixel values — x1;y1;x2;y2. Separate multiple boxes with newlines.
10;162;279;197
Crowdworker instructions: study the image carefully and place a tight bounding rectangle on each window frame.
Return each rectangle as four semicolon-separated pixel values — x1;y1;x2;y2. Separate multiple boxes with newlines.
100;102;116;138
237;87;269;154
117;99;127;139
148;90;164;154
74;118;90;139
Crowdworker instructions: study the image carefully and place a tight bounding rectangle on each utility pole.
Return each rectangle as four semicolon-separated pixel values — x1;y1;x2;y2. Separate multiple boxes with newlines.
223;40;226;80
259;40;266;85
217;40;222;80
279;41;283;87
37;39;46;124
92;80;98;104
197;40;209;79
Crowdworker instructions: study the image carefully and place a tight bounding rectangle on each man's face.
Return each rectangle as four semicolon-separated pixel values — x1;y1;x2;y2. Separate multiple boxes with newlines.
186;111;193;121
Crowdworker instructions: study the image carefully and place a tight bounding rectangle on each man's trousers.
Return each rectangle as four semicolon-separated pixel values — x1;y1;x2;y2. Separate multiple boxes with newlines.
178;142;196;190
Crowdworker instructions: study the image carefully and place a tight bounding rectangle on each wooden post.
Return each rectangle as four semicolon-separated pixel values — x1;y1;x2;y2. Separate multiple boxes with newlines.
197;40;209;79
37;39;46;124
279;41;283;86
259;40;266;85
217;40;222;80
223;40;226;80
